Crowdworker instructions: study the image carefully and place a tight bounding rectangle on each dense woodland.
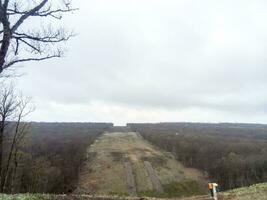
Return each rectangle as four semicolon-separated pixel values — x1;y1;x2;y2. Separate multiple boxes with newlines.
2;122;112;194
2;121;267;194
128;123;267;190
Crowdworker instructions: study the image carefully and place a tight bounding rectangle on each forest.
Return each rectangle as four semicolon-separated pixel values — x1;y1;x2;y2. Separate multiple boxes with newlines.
2;121;267;194
128;123;267;190
1;122;112;194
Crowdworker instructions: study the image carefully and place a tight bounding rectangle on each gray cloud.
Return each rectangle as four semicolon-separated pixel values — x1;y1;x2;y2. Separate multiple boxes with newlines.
14;0;267;125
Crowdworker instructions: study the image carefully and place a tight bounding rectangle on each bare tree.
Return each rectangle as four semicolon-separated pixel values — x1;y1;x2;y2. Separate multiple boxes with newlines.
3;97;33;192
0;83;34;193
0;84;17;182
0;0;76;75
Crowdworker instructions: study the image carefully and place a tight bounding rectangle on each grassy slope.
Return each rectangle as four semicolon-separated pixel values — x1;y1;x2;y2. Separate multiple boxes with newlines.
219;183;267;200
76;132;206;197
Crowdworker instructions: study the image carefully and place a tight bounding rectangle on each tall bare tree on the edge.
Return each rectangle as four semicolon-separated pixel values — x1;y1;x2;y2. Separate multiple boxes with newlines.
0;0;76;75
0;84;34;193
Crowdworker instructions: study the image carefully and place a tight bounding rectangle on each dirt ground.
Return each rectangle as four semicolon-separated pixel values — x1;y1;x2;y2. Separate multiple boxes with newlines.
75;132;207;197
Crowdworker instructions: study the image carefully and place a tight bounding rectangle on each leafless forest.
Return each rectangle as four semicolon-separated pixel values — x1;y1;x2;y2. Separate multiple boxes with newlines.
1;122;112;193
129;123;267;190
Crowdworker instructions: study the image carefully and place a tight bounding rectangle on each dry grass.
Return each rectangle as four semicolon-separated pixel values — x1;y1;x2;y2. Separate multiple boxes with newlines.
75;132;207;197
3;183;267;199
219;183;267;200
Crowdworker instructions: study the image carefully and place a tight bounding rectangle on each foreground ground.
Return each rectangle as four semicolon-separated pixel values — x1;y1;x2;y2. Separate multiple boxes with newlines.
219;183;267;200
1;182;267;200
0;184;267;200
75;132;206;197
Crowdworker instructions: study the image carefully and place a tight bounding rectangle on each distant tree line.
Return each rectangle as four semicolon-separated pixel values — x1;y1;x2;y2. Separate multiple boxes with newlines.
128;123;267;190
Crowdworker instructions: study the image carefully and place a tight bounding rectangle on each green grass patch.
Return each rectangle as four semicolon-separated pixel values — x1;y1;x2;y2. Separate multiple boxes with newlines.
163;180;206;198
1;194;49;200
141;155;168;168
108;191;129;196
138;190;165;198
110;152;125;162
220;182;267;200
139;180;206;198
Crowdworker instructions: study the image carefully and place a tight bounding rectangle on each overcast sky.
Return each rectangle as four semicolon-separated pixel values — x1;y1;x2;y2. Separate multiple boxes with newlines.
13;0;267;125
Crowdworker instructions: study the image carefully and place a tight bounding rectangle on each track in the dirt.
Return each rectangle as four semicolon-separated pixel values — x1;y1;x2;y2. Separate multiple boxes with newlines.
144;161;163;193
125;161;137;196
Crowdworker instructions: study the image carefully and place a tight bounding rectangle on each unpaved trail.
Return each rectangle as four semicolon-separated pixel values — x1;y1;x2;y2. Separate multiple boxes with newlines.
76;132;207;197
144;161;163;193
125;162;137;196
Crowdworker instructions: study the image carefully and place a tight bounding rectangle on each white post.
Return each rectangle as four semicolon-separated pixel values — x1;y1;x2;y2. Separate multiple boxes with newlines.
212;183;218;200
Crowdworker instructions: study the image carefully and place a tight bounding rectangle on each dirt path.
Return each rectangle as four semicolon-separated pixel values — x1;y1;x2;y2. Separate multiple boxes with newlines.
76;132;206;197
125;162;137;196
144;161;163;193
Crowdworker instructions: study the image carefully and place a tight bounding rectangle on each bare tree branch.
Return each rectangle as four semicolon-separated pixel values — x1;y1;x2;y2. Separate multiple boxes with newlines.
7;6;77;19
0;0;76;74
3;52;63;69
13;30;75;43
11;0;49;32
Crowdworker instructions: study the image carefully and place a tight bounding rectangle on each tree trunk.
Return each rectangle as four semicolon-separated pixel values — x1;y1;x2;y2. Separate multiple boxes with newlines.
0;23;12;73
11;148;19;194
0;117;5;192
2;118;21;192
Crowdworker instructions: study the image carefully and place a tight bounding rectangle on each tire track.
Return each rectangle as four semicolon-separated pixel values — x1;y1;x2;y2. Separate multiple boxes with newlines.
124;162;137;196
144;161;163;193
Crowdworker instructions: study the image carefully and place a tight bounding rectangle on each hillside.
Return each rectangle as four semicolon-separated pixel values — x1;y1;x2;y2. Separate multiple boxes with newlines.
129;123;267;190
219;183;267;200
75;131;207;197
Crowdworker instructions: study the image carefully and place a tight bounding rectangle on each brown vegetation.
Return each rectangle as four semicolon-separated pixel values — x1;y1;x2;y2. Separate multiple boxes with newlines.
76;132;206;197
0;119;112;194
128;123;267;190
20;122;112;194
0;84;33;193
143;161;163;193
125;161;137;196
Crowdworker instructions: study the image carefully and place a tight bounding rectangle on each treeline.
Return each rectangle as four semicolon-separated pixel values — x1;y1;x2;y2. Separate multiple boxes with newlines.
4;122;112;194
128;123;267;190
